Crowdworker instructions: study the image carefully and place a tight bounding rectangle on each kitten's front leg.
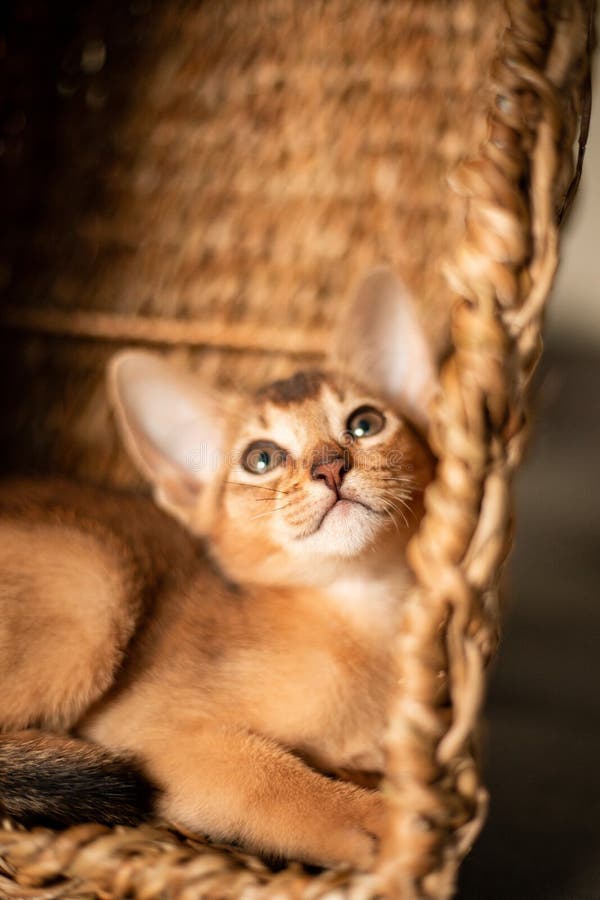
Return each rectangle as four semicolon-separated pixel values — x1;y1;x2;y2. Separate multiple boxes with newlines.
138;723;384;869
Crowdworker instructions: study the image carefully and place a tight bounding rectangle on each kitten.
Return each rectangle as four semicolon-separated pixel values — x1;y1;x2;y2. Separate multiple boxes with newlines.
0;270;436;869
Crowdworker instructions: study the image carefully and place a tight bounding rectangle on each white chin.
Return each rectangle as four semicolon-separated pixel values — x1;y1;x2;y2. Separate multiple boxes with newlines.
301;501;381;557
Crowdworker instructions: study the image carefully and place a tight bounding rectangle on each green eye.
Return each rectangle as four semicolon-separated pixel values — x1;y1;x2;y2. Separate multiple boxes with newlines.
242;441;286;475
346;406;385;439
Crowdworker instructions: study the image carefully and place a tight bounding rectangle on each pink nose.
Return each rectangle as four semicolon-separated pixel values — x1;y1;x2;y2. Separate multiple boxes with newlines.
311;456;348;495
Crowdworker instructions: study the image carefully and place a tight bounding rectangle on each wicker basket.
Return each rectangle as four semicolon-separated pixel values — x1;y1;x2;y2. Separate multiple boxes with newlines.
0;0;593;896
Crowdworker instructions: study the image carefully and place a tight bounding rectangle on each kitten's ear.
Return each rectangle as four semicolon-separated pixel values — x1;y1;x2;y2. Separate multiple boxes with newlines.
108;351;226;518
332;268;438;431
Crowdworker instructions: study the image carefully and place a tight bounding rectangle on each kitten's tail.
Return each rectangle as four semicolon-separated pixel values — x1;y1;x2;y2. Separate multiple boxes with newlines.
0;731;156;827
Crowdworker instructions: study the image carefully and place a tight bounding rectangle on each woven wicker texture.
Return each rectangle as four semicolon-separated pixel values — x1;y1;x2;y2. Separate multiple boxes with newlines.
0;0;504;485
0;0;593;897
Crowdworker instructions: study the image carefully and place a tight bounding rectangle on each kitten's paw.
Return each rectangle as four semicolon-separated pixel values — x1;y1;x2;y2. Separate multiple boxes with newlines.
361;790;386;841
324;788;386;871
352;791;386;870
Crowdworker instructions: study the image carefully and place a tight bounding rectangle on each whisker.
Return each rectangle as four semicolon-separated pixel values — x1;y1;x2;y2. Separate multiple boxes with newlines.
377;491;411;527
387;503;409;529
380;489;413;508
382;476;424;493
382;504;401;534
377;484;416;504
376;486;413;500
225;481;288;494
249;504;290;520
380;498;406;531
377;488;416;523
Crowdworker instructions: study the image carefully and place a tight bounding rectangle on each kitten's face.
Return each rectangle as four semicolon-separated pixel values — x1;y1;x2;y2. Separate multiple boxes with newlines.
109;269;438;587
208;370;433;585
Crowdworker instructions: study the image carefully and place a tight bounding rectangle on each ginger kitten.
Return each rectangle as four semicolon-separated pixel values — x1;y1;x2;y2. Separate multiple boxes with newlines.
0;270;436;869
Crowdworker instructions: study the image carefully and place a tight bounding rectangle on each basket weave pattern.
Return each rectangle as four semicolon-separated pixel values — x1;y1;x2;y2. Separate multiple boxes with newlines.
0;0;501;485
0;0;593;897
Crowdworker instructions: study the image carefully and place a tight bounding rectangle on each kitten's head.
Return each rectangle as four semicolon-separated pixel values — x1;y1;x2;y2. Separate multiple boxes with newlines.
108;270;437;586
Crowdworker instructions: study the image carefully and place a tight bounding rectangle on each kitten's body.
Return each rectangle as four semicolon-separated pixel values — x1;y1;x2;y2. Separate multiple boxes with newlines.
0;271;437;869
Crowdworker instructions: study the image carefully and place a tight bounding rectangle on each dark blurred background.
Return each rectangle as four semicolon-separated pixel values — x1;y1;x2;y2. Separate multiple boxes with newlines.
459;343;600;900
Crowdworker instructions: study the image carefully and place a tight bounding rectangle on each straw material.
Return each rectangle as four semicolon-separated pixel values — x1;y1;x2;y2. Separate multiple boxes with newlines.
0;0;593;896
0;0;503;485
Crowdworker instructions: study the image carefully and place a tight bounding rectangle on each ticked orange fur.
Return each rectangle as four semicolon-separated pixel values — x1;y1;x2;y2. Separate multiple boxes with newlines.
0;270;437;869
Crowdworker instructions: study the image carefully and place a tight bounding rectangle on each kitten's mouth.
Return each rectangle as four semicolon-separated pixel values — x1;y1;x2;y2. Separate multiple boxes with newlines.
303;496;378;538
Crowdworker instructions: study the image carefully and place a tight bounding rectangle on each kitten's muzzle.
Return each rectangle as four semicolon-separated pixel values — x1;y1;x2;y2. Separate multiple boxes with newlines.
311;452;350;496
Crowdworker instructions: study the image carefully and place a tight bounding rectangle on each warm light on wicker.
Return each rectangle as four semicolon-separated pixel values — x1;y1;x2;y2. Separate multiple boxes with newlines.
0;0;593;897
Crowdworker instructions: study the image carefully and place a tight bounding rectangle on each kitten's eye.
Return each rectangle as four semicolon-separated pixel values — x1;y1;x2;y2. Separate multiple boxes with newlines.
346;406;386;439
242;441;286;475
